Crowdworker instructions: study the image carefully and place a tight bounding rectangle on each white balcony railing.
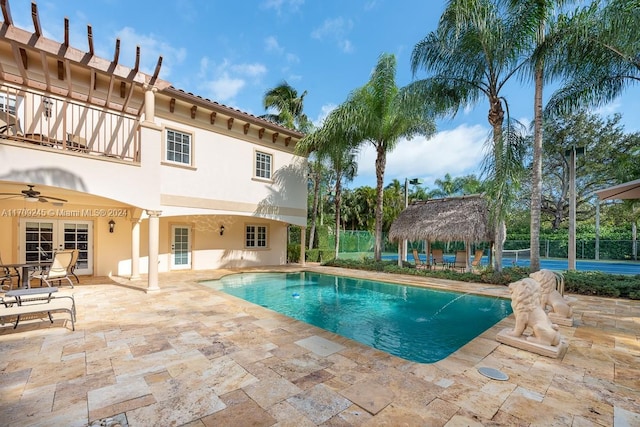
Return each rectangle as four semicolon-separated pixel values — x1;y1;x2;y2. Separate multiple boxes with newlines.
0;85;140;162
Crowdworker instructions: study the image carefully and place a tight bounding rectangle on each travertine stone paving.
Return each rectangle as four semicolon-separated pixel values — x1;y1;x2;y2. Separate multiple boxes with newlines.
1;265;639;426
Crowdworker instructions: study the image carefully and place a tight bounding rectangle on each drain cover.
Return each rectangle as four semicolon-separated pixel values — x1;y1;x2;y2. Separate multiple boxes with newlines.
478;367;509;381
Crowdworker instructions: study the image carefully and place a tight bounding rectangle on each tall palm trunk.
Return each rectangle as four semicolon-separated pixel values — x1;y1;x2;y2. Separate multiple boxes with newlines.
530;53;544;272
373;143;386;261
334;181;342;259
308;169;321;251
489;94;505;271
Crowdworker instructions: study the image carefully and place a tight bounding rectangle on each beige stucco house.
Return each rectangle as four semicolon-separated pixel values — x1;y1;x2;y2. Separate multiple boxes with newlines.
0;2;308;290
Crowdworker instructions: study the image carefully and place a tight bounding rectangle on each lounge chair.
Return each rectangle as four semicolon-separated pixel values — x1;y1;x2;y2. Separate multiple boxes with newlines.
453;250;468;271
412;249;431;270
31;250;75;288
431;249;448;269
0;292;76;330
471;249;484;270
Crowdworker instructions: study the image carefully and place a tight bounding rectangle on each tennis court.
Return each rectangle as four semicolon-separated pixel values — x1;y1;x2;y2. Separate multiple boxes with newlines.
382;253;640;275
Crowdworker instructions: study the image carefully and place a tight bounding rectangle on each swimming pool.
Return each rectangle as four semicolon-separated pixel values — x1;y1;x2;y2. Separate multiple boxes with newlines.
203;272;512;363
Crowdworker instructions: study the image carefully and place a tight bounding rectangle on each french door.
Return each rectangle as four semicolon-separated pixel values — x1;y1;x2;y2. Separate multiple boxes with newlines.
20;219;93;275
171;225;191;270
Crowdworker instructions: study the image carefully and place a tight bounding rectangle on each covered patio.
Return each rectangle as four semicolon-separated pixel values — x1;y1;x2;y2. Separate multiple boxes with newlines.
388;194;495;271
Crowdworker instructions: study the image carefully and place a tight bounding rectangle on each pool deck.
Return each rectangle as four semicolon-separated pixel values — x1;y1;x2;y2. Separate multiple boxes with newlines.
1;265;639;426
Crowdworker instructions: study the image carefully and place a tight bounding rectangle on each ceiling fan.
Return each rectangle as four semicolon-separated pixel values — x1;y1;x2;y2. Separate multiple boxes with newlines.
0;184;68;203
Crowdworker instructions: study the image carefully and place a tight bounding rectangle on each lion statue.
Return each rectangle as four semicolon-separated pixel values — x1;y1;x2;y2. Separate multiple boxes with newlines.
507;278;561;346
530;269;573;319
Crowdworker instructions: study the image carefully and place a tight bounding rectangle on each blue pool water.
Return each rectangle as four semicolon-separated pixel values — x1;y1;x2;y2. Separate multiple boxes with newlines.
203;272;512;363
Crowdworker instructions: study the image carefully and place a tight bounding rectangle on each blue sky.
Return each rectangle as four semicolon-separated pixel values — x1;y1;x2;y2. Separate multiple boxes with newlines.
9;0;639;190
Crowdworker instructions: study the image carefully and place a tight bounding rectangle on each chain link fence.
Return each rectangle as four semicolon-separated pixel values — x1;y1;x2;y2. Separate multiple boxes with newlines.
325;230;638;261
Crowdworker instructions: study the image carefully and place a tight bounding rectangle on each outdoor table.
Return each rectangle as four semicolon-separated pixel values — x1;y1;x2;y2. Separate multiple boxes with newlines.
0;262;52;289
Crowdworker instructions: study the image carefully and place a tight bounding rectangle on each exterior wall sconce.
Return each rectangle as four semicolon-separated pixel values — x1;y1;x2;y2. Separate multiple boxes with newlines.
219;225;225;236
109;219;116;233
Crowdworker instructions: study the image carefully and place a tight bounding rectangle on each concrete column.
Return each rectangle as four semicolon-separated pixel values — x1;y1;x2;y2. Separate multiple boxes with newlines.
146;210;162;292
130;216;141;280
143;84;157;125
300;226;306;266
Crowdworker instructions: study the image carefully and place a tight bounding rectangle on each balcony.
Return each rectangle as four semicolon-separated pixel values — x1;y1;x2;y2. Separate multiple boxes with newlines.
0;85;140;162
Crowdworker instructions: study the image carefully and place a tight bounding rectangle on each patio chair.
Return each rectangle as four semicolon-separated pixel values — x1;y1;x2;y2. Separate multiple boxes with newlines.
431;249;447;269
0;253;20;291
67;249;80;284
31;250;75;288
412;249;431;270
471;249;484;271
453;250;468;272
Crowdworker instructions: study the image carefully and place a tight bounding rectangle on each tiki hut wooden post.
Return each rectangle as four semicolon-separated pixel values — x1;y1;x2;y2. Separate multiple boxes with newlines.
388;194;494;272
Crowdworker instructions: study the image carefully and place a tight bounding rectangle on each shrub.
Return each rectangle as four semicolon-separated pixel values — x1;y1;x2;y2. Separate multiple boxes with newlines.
563;271;640;299
321;259;640;300
306;249;336;263
287;244;301;263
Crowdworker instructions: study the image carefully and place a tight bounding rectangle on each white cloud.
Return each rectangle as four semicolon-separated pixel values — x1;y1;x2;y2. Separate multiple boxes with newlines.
265;36;284;54
114;27;187;79
364;1;379;11
197;57;267;102
202;74;245;102
311;17;354;53
593;98;622;117
353;124;489;188
286;53;300;64
313;103;337;126
340;40;354;54
261;0;305;14
264;36;300;64
231;63;268;77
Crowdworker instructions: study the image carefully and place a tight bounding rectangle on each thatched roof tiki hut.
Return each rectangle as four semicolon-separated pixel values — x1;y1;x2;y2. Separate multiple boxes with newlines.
388;194;495;272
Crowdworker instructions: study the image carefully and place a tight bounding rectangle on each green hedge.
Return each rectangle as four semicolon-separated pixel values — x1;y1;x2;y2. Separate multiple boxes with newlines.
321;259;640;300
287;244;301;263
306;249;336;263
563;271;640;299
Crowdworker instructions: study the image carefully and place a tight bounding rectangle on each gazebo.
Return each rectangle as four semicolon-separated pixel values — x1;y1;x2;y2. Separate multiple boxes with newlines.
388;194;495;271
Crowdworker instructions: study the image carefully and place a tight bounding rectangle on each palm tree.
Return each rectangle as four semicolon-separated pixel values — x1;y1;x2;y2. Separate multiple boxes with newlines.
431;173;460;198
521;0;638;270
302;128;358;257
408;0;528;270
312;53;436;260
261;81;310;131
306;154;330;250
261;82;316;249
509;0;570;272
383;179;405;231
328;149;358;258
545;0;640;116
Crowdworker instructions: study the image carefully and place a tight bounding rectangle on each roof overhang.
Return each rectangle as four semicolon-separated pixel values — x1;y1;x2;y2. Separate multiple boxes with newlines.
595;178;640;200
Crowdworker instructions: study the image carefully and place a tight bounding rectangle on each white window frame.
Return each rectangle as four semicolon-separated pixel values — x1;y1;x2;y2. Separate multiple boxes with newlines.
254;150;272;180
245;224;268;248
0;93;17;114
165;128;192;166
